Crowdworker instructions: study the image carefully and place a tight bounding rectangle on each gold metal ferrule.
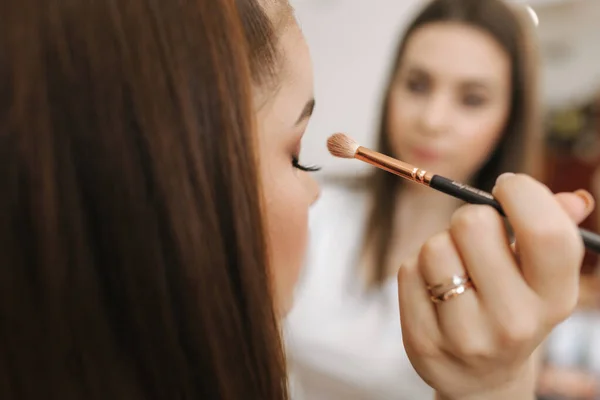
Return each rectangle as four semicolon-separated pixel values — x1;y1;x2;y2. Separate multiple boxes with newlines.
355;147;433;185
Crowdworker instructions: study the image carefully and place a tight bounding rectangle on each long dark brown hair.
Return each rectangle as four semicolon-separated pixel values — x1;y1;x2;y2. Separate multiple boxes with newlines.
0;0;288;399
363;0;543;287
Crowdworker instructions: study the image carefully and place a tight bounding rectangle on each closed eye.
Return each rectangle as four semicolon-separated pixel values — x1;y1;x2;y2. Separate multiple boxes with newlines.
292;156;320;172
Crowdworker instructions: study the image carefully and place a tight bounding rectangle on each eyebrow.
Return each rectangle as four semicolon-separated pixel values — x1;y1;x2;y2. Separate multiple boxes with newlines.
406;64;493;89
461;81;491;90
295;98;316;126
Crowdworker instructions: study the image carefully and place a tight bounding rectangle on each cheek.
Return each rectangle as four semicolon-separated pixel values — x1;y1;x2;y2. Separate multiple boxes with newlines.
386;91;418;151
455;108;508;171
262;169;311;315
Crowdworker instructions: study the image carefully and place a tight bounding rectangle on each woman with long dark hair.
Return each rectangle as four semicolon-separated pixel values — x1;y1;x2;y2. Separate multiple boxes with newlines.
0;0;591;399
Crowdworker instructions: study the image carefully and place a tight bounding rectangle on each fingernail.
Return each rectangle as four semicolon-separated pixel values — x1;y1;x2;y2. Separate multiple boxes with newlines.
492;172;515;195
496;172;515;185
575;189;595;212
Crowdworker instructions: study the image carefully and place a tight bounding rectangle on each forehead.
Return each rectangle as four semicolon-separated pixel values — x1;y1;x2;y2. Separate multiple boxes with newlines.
255;19;313;109
402;23;510;82
251;0;312;103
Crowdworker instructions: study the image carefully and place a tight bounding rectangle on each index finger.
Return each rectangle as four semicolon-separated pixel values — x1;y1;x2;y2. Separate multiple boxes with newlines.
492;174;583;308
510;191;595;253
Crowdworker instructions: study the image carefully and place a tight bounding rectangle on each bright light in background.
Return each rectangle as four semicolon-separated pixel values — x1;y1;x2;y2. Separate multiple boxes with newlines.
526;5;540;26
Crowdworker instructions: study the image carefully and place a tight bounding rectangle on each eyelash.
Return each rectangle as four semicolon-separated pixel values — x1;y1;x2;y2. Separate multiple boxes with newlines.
292;156;321;172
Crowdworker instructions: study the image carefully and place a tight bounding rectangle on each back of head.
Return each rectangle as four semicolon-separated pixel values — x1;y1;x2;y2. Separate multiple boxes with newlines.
364;0;542;287
0;0;286;399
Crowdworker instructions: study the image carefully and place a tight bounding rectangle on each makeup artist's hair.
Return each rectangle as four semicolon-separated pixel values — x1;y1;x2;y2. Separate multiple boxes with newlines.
0;0;289;399
363;0;543;287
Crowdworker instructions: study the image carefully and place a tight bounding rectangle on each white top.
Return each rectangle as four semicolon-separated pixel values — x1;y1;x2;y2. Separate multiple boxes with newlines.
284;181;433;399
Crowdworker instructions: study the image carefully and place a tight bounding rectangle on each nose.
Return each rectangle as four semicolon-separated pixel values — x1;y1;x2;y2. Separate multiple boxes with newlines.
419;93;452;137
302;171;321;205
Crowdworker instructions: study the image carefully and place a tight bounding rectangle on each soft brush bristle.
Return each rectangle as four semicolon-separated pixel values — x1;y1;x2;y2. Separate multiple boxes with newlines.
327;133;359;159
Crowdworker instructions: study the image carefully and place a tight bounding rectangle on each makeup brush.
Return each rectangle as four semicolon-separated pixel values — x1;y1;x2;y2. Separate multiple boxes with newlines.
327;133;600;253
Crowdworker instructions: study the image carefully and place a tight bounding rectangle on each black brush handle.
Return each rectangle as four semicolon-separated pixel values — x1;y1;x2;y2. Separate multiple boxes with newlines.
430;175;600;254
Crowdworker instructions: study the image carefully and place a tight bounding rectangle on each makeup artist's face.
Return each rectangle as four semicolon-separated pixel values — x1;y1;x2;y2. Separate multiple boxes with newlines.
255;18;319;316
387;22;511;182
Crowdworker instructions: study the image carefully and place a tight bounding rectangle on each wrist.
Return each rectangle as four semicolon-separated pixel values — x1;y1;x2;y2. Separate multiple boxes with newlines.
435;387;535;400
434;360;536;400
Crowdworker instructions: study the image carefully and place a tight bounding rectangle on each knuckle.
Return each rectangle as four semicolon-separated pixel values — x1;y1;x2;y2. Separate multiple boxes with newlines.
453;337;494;361
406;333;441;359
397;258;415;285
419;232;452;266
550;291;579;324
496;318;538;348
495;173;539;197
450;204;500;235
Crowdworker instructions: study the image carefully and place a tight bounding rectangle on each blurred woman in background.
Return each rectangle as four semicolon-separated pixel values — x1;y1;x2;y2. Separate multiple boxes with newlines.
286;0;544;398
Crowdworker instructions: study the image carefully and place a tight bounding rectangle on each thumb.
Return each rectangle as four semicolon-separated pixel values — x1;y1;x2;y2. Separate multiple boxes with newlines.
554;190;595;224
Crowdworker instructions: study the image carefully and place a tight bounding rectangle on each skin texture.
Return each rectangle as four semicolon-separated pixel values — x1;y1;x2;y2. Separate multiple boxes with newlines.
256;19;319;316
